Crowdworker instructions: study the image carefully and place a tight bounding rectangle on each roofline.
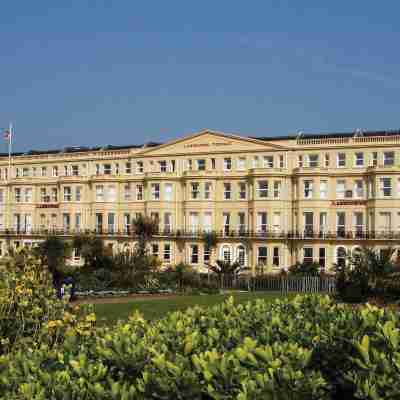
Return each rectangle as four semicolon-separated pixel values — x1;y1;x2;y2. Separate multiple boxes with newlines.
1;128;400;158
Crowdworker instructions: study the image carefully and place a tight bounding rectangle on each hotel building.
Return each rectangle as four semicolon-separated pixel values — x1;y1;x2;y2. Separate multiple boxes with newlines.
0;129;399;272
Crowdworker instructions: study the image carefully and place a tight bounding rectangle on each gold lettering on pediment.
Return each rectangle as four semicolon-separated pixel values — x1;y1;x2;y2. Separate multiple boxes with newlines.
183;142;233;149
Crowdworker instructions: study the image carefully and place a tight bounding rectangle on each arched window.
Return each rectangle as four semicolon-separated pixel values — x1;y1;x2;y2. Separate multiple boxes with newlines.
236;245;246;266
336;247;347;268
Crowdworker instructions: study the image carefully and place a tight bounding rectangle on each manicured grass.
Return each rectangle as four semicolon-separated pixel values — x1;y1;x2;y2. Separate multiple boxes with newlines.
93;291;291;325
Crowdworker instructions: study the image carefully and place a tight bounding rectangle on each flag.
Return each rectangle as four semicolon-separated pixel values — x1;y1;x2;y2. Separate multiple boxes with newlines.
3;129;11;141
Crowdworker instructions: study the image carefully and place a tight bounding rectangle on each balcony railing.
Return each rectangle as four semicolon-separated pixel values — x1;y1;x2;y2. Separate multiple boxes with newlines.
2;228;400;241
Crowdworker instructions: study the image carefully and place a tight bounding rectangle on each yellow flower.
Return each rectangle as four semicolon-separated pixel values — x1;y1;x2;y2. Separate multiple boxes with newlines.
47;320;58;329
85;313;96;323
47;320;63;329
63;312;74;323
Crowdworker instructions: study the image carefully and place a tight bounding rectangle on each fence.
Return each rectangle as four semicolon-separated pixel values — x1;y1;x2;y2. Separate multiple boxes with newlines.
204;274;336;294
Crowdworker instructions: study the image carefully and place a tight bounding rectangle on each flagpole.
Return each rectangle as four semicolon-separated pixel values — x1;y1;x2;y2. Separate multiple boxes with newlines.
8;122;12;180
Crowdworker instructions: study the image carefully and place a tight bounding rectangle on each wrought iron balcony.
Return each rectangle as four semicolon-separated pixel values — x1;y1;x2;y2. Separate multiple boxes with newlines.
0;228;399;241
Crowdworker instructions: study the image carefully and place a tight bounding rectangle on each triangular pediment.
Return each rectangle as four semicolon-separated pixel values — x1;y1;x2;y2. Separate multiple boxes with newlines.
137;129;287;157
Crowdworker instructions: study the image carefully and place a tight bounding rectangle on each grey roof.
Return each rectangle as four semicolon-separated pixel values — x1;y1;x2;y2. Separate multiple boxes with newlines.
252;129;400;141
1;129;399;158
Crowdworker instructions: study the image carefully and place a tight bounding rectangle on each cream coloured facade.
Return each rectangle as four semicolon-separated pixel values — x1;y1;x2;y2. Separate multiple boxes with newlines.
0;128;400;272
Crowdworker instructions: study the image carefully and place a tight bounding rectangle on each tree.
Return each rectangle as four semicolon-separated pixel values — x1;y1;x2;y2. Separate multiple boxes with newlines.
131;214;159;257
73;234;109;271
111;249;161;288
34;235;71;293
335;246;396;302
208;259;244;289
202;231;218;276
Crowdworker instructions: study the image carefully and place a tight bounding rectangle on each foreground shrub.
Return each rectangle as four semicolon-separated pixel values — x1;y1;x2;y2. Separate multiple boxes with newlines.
1;294;399;399
0;249;91;354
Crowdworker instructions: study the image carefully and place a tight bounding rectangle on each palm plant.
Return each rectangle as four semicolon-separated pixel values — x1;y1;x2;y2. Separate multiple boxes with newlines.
111;249;161;288
131;214;159;257
73;234;108;270
335;246;396;301
208;259;244;289
202;231;218;280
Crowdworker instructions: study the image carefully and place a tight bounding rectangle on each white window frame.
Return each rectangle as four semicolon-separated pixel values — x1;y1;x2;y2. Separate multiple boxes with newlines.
380;178;392;197
223;182;231;200
151;183;160;200
354;152;364;167
383;152;394;166
223;158;232;171
257;181;268;198
337;153;346;168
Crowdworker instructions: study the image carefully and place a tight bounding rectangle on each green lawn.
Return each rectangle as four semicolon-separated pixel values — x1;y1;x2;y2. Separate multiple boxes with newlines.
93;291;290;325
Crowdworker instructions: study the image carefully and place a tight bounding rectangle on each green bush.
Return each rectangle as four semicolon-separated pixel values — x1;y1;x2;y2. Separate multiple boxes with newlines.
0;248;92;354
1;294;399;399
288;262;321;276
335;247;397;303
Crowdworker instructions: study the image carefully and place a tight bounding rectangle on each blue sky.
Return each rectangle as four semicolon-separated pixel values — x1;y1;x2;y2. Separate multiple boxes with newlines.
0;1;399;151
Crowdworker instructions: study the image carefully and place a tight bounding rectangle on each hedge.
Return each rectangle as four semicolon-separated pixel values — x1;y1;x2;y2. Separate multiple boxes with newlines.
0;295;399;399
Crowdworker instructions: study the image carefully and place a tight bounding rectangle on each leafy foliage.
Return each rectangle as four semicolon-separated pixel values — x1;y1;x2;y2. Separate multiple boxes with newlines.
73;234;111;271
201;231;218;263
335;247;397;302
1;294;400;399
208;259;243;275
131;214;159;257
34;235;72;290
289;262;321;277
0;248;91;354
110;250;161;288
